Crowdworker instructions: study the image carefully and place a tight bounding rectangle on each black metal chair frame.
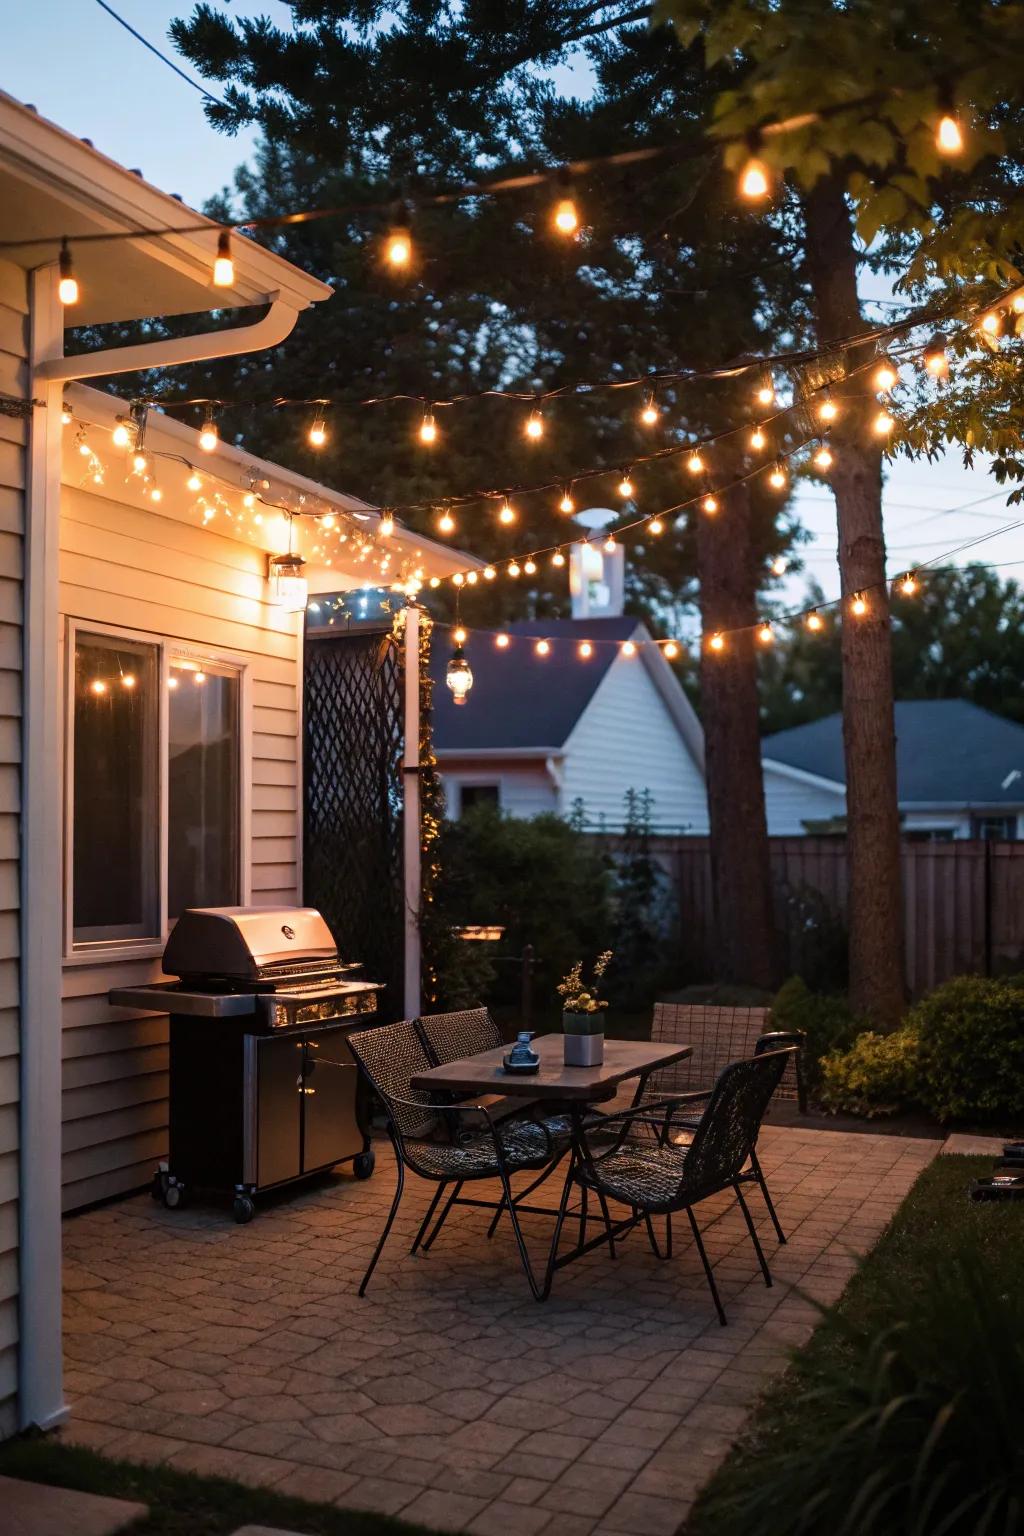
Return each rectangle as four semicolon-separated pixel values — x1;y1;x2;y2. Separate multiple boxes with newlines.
570;1047;798;1325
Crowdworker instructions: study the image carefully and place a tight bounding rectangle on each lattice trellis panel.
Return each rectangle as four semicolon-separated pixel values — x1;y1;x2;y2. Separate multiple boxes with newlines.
303;627;405;1015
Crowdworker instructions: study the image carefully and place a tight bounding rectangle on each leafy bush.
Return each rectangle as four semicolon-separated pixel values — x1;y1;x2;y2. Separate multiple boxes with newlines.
819;1028;919;1118
771;976;860;1087
911;974;1024;1123
698;1242;1024;1536
778;882;848;993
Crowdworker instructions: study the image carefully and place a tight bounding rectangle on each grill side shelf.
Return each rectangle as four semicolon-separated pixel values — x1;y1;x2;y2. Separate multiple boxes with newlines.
108;983;258;1018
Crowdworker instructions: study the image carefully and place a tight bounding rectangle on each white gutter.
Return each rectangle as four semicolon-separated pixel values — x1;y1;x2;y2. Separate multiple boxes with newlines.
761;756;848;796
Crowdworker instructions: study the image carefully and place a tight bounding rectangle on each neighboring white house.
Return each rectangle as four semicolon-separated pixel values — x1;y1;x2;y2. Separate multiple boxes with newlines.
0;92;465;1440
431;616;709;832
763;699;1024;839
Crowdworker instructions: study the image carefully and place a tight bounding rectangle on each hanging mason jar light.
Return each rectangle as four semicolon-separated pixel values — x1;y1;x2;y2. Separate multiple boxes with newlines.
446;643;474;706
268;551;308;613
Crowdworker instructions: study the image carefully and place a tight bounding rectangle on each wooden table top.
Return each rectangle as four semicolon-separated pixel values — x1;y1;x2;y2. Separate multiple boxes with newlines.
410;1033;693;1103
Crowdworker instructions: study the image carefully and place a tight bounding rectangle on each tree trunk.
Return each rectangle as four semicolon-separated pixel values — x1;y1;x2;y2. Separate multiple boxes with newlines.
802;175;905;1027
696;477;778;989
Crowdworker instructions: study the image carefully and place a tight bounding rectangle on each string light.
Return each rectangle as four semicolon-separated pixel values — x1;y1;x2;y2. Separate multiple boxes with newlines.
187;470;202;492
768;461;787;490
466;570;479;586
446;642;473;705
702;494;719;515
757;621;774;645
924;332;949;378
552;550;566;567
418;411;438;445
898;571;918;595
850;591;868;616
603;535;616;554
452;572;465;587
89;679;106;696
664;640;680;660
806;609;824;632
708;631;725;652
132;447;148;474
429;576;441;589
979;309;1002;338
149;486;162;503
58;239;79;306
508;560;521;578
617;471;635;499
771;556;789;576
552;168;579;235
198;406;219;453
523;557;537;575
438;507;456;535
739;133;771;201
525;409;545;440
621;639;637;657
813;441;834;470
483;564;496;580
499;497;516;525
817;391;838;424
687;450;705;475
453;626;467;644
1014;295;1024;316
61;403;73;426
495;632;510;649
559;486;575;514
578;640;593;659
213;230;234;287
750;426;767;451
757;369;775;407
640;393;659;426
385;203;413;268
535;638;551;656
308;412;328;448
648;517;663;535
873;408;895;435
379;510;395;537
936;104;964;155
874;358;898;392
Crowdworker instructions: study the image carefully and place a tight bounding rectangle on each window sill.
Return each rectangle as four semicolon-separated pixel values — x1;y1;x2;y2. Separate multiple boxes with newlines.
63;940;166;969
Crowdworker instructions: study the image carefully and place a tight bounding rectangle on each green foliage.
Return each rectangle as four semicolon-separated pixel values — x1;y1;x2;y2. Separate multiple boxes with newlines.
770;976;859;1086
608;789;680;1008
819;1028;920;1118
433;805;613;1003
696;1237;1024;1536
760;566;1024;732
911;974;1024;1123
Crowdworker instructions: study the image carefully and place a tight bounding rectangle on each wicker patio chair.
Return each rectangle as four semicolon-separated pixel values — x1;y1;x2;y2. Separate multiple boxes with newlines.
347;1019;566;1299
574;1046;797;1326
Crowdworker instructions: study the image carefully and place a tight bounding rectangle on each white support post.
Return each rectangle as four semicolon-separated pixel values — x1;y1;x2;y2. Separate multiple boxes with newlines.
402;606;422;1021
19;267;68;1430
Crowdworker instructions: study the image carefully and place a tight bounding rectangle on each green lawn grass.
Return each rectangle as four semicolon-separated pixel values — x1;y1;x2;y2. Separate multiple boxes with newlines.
685;1152;1022;1532
0;1437;433;1536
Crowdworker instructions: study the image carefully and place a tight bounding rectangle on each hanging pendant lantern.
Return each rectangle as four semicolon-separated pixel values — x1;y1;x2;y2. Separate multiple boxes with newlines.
268;551;308;613
446;643;474;706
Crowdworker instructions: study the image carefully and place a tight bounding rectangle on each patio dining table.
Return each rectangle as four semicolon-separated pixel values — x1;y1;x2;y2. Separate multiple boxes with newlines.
411;1032;693;1298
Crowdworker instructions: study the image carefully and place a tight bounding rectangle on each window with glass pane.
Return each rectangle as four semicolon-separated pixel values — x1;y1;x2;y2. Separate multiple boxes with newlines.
168;659;241;917
72;633;160;943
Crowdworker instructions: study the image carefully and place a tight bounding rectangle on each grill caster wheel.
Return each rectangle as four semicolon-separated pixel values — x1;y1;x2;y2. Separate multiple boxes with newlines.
233;1195;256;1224
353;1150;375;1181
163;1182;185;1210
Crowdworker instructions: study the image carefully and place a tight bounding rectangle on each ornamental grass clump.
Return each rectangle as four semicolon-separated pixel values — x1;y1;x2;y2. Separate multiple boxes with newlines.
558;950;612;1015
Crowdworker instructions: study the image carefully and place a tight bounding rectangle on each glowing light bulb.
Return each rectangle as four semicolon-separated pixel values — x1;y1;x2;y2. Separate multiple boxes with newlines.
187;471;202;493
757;621;774;645
640;394;659;426
523;557;537;575
873;409;895;435
756;372;775;406
453;626;467;644
552;171;579;236
508;561;521;578
603;536;616;554
438;509;455;535
112;422;131;448
418;412;438;445
385;206;413;268
708;631;725;652
121;673;136;689
979;309;1002;338
132;450;147;473
61;404;73;426
851;592;868;616
578;640;593;659
429;576;441;589
213;229;234;288
308;414;328;448
617;473;634;499
664;640;679;660
466;570;478;586
622;639;637;657
739;157;770;201
58;239;79;305
771;556;789;576
149;487;162;503
498;498;516;525
702;494;719;515
559;489;575;514
1014;294;1024;315
750;427;767;451
937;113;963;155
89;679;106;696
814;443;834;470
495;633;510;649
552;550;566;567
649;517;663;535
199;412;218;453
687;451;704;475
525;410;545;440
535;638;551;656
899;571;918;596
806;609;824;632
483;565;496;581
924;334;949;378
452;572;465;587
874;360;898;393
769;462;787;490
818;395;838;423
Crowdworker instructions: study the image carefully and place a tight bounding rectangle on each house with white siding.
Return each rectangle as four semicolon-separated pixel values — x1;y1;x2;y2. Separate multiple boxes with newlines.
762;699;1024;839
431;617;709;832
0;92;463;1440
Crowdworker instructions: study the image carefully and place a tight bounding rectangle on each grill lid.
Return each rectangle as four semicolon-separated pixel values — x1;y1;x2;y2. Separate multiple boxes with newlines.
162;906;338;981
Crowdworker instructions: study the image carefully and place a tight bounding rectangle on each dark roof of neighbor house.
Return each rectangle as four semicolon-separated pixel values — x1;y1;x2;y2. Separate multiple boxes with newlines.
762;699;1024;805
430;616;641;752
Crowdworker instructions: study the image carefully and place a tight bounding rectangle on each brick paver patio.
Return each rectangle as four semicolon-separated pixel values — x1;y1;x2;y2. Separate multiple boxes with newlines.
60;1125;938;1535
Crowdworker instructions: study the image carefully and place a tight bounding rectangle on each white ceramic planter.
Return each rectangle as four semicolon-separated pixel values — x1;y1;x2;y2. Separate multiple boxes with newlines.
563;1011;606;1066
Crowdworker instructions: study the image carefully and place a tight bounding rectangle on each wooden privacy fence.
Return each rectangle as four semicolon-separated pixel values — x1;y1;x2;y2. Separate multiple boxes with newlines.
611;836;1024;998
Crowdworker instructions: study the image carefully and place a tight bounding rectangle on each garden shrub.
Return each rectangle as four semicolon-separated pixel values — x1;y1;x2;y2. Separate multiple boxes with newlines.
770;976;861;1087
819;1028;919;1118
911;974;1024;1123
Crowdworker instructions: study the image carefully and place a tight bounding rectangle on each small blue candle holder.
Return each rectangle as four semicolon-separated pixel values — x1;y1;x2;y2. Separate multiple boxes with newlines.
502;1030;541;1074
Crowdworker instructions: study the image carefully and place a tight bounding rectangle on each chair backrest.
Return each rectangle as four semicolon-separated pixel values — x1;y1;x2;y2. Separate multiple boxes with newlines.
680;1047;796;1195
417;1006;501;1067
348;1019;440;1141
651;1003;798;1104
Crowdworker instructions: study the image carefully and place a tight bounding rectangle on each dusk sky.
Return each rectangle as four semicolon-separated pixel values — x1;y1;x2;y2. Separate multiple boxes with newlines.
5;0;1018;605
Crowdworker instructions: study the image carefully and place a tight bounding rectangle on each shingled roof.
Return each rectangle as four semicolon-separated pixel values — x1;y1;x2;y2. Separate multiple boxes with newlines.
431;617;643;752
763;699;1024;805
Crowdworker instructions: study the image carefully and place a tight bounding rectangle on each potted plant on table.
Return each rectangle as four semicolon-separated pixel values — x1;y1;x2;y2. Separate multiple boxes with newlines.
557;951;612;1066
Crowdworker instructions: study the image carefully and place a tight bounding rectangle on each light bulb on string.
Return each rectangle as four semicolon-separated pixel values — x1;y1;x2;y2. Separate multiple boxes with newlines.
757;621;774;645
923;332;949;379
535;639;550;657
936;90;964;155
578;640;593;659
378;510;395;538
622;639;637;657
61;403;73;426
552;167;579;235
452;572;465;587
756;369;775;407
498;497;516;525
750;426;767;451
132;448;148;474
640;392;659;426
768;460;787;490
437;507;455;535
1014;294;1024;315
898;571;919;596
978;309;1002;339
559;486;575;514
817;391;838;424
213;230;234;288
814;441;834;471
664;640;680;660
649;517;664;536
738;133;771;201
702;494;719;515
418;411;438;445
308;412;328;448
552;550;566;567
873;408;895;436
708;631;725;653
495;632;510;649
149;486;162;504
771;555;789;576
687;449;705;476
483;565;496;581
523;557;537;576
112;420;131;449
874;358;898;393
850;591;868;617
429;576;441;589
384;202;413;268
524;408;545;440
465;570;478;586
603;535;616;554
58;238;79;305
198;405;219;453
452;625;467;645
617;471;635;499
508;560;521;578
806;609;824;632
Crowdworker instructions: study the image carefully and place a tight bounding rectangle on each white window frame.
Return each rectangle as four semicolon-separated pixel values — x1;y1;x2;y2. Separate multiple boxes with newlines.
63;617;252;962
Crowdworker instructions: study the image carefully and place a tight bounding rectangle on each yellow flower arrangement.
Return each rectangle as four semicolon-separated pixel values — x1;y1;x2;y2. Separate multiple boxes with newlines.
557;951;612;1014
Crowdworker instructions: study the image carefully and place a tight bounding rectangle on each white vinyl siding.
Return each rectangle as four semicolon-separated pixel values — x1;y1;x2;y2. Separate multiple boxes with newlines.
560;653;709;833
762;763;846;835
59;484;301;1211
0;257;25;1436
439;763;559;820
